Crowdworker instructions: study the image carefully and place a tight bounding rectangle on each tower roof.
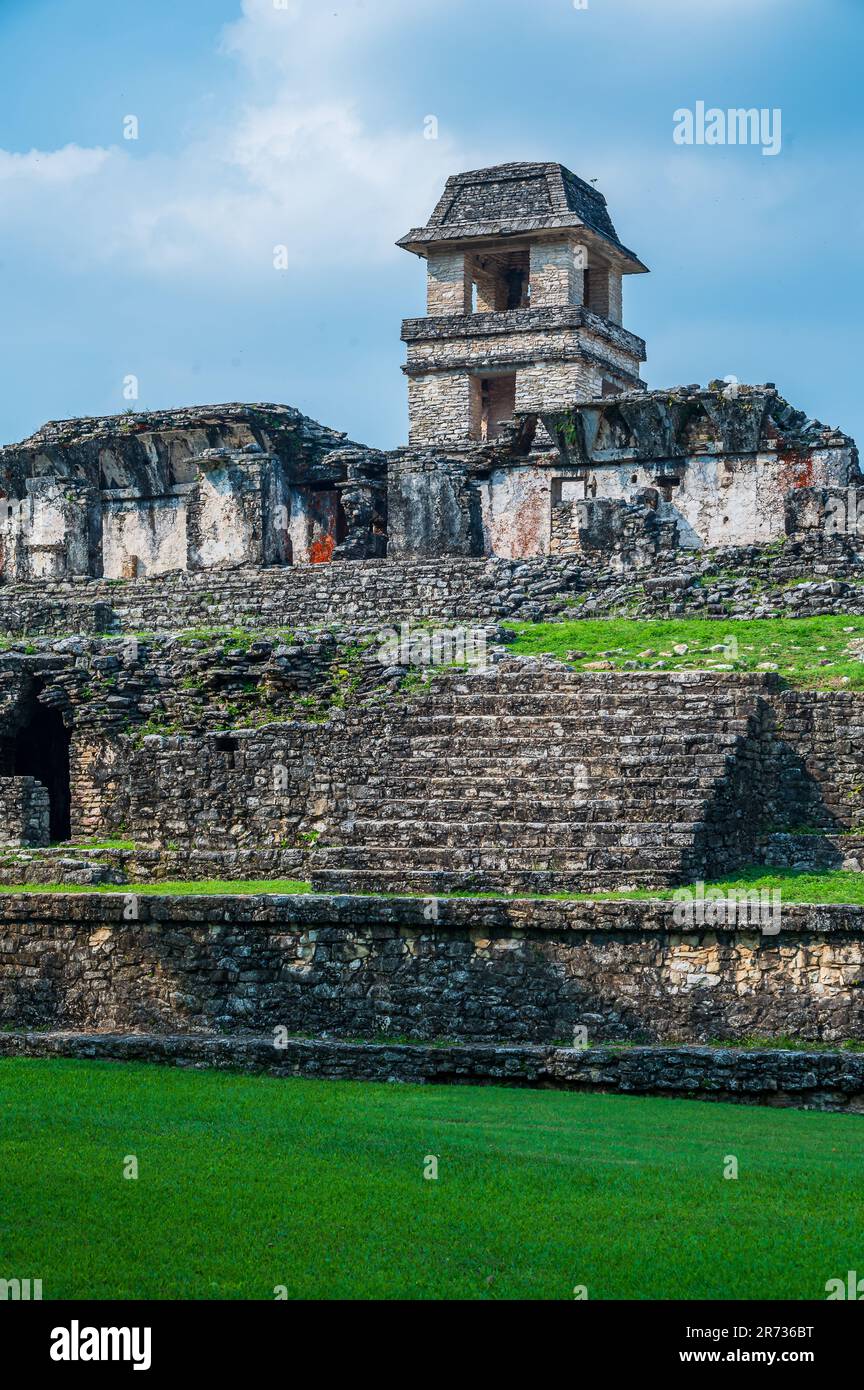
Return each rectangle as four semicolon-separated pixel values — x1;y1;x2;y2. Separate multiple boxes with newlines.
398;161;647;272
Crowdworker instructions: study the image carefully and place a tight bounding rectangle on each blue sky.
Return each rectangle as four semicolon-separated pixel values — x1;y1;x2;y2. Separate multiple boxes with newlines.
0;0;861;449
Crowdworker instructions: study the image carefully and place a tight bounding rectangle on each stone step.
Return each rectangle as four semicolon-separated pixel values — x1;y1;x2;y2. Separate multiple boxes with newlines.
350;796;707;823
371;725;752;748
311;844;692;871
309;867;679;893
389;713;757;736
406;692;762;715
330;819;704;849
425;670;772;694
358;773;734;798
356;745;740;769
357;763;736;792
0;854;117;886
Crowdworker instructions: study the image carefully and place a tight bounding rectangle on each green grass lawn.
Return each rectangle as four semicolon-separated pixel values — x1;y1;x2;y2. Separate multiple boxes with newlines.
0;879;311;896
1;1058;862;1300
507;616;864;688
416;869;864;907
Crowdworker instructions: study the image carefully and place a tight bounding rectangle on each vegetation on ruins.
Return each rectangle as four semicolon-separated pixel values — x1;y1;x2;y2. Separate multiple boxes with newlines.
508;615;864;689
0;879;311;896
2;867;864;905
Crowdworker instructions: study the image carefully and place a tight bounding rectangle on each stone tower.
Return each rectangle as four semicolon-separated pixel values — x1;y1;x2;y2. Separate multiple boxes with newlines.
398;161;648;447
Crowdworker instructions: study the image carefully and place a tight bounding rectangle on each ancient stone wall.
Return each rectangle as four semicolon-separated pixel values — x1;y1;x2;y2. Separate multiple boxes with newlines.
1;894;863;1045
0;777;49;847
402;308;645;446
40;663;858;886
4;534;864;639
4;1031;864;1110
0;404;383;582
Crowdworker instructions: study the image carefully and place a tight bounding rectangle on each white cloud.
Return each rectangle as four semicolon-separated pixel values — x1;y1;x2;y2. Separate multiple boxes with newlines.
0;0;461;280
0;0;818;285
0;143;110;182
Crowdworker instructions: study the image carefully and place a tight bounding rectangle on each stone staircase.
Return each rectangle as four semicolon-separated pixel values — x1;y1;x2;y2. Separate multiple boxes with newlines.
310;664;774;895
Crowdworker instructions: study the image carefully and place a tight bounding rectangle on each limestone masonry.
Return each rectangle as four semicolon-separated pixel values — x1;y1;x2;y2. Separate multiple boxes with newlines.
2;160;864;1106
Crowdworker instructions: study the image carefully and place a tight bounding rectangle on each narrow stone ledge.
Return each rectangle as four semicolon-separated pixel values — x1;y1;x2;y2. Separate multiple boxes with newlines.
0;892;861;936
2;1033;863;1112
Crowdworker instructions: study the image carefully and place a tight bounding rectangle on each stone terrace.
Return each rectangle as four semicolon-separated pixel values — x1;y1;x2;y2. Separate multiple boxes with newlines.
1;536;864;639
311;666;775;895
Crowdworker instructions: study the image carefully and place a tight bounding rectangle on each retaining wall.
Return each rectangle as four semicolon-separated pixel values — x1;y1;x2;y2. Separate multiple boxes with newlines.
1;894;863;1045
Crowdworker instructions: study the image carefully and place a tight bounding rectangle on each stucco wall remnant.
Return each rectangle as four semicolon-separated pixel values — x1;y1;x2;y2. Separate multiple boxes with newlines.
0;404;381;582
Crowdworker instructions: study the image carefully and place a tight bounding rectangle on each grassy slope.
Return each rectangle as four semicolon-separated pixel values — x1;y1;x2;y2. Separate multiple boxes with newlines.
1;1059;862;1300
507;615;864;688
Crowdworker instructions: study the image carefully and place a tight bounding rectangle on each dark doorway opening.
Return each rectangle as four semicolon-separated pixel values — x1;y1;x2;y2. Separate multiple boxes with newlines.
14;698;71;841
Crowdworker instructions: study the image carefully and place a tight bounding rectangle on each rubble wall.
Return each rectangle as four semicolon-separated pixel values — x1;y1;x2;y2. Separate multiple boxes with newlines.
1;894;863;1044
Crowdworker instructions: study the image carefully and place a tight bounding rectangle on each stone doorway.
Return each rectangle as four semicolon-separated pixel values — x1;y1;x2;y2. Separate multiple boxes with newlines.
12;696;71;841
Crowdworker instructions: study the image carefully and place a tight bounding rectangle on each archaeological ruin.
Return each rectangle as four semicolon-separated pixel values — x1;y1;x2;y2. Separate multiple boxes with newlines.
2;160;864;1110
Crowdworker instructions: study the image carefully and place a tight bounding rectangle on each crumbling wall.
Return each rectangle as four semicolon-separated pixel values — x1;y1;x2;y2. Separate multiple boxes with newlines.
541;385;859;555
480;466;551;557
287;487;341;565
0;481;98;581
387;455;483;557
102;495;187;578
0;776;49;847
0;403;372;581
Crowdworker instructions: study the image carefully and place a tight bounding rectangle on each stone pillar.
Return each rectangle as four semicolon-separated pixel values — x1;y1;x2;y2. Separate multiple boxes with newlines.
586;264;622;322
0;776;50;847
529;239;586;307
426;250;471;316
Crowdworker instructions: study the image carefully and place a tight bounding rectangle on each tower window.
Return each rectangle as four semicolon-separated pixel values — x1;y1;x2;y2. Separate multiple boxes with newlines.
470;250;530;313
469;374;517;441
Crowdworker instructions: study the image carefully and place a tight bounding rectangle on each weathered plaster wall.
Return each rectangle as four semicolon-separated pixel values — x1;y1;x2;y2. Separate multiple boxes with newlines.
0;404;377;581
559;448;857;550
387;457;483;557
480;466;551;557
0;482;97;581
102;495;188;578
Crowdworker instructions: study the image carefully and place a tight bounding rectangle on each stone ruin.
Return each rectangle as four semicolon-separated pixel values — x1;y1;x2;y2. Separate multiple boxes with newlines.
1;163;858;580
2;161;864;1109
